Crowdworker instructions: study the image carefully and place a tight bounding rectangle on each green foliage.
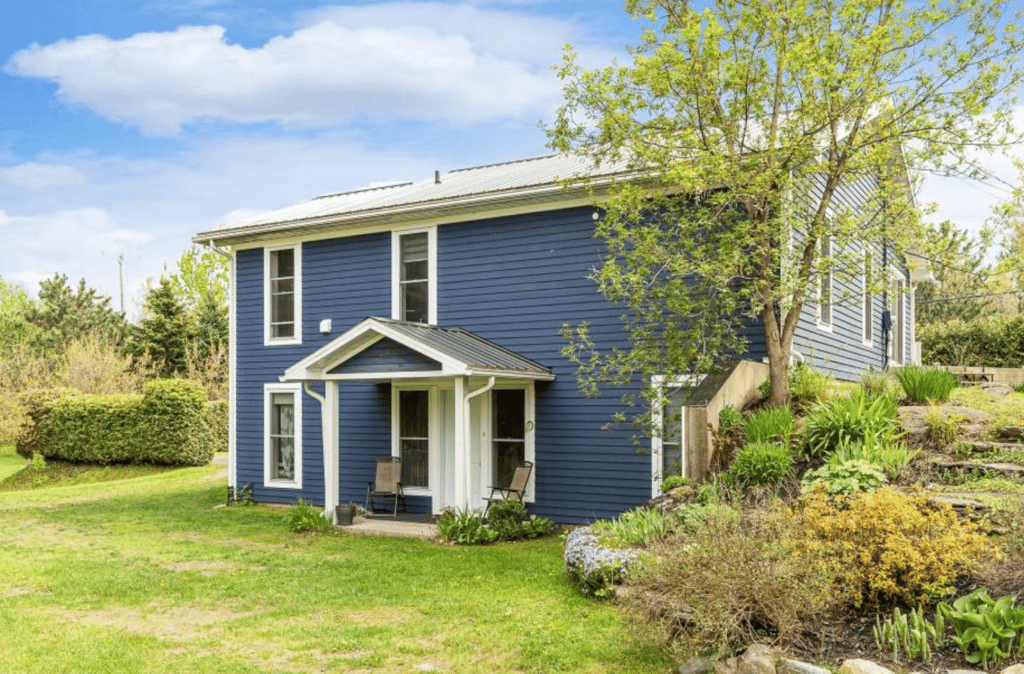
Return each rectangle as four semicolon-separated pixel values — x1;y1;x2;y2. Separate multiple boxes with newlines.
24;274;126;355
788;364;831;410
437;507;498;545
729;442;792;487
287;498;332;534
926;406;965;446
128;278;192;377
895;366;959;404
827;434;917;481
859;369;895;400
592;507;674;548
436;503;557;545
939;588;1024;669
802;460;888;500
873;605;944;665
743;406;795;445
659;474;691;493
919;316;1024;368
718;405;744;435
16;379;215;466
801;392;900;462
916;220;994;326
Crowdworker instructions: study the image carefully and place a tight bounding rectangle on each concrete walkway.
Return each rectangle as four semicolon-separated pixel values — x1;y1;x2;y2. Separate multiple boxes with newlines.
339;516;438;540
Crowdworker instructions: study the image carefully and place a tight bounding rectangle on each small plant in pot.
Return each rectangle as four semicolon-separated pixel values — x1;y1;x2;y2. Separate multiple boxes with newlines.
335;502;358;526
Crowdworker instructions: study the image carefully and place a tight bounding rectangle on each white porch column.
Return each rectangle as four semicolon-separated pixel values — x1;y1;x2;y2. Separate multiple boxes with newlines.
323;381;340;522
453;375;468;509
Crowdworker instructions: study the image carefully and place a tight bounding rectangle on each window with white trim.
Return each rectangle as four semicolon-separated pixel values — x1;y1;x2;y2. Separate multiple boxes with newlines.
817;235;832;329
264;384;302;488
650;374;705;496
862;249;873;345
265;244;302;344
890;274;906;364
392;228;436;324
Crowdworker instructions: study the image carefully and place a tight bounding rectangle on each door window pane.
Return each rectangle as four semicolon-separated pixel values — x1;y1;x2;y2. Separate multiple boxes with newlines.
661;389;685;477
399;390;429;487
493;389;525;487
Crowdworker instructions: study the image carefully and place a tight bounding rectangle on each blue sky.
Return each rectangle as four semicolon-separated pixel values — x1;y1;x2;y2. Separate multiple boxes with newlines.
0;0;1016;314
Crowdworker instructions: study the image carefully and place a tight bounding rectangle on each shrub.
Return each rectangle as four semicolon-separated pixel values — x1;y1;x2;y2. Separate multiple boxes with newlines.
437;507;497;545
919;316;1024;368
564;526;638;599
16;379;215;466
789;363;831;410
623;503;837;652
592;507;674;548
860;368;895;400
800;392;900;462
729;442;792;487
660;474;691;493
926;406;964;446
895;366;958;403
718;405;744;435
288;498;332;533
802;459;888;500
799;487;997;606
827;431;917;481
743;406;795;445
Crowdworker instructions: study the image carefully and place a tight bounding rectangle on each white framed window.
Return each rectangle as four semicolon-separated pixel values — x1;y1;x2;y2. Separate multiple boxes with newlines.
392;228;437;324
264;383;302;488
890;273;906;365
264;244;302;345
817;235;833;330
650;374;705;497
862;249;873;346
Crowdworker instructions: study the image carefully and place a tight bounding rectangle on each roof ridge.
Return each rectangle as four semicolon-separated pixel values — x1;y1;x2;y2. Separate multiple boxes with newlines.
314;181;415;201
446;153;561;175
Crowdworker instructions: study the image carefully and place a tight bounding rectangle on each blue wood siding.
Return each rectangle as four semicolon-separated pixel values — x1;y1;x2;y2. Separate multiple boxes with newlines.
329;338;441;375
791;172;913;380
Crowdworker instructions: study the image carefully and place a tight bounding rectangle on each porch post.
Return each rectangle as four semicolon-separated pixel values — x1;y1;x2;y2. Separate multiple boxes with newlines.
322;381;340;523
453;375;468;509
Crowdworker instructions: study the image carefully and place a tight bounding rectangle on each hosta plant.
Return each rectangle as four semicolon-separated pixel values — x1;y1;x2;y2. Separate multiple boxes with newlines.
938;588;1024;669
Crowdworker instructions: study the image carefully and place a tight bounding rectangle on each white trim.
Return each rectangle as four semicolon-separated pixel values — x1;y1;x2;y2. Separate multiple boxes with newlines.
263;382;303;489
391;227;437;325
862;247;874;347
263;243;302;346
650;374;704;497
889;271;906;366
226;247;237;489
816;235;833;331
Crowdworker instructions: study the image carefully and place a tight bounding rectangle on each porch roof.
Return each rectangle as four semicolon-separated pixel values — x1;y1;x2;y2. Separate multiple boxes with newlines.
281;317;554;382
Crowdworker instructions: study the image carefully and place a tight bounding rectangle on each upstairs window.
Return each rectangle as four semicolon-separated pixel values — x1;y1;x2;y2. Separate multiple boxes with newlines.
265;244;302;345
392;228;436;324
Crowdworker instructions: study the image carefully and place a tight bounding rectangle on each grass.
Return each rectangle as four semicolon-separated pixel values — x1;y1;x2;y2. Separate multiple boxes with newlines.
949;387;1024;430
0;443;671;674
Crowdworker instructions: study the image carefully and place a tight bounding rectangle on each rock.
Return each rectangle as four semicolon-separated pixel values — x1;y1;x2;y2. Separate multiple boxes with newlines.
980;382;1014;398
716;656;738;674
737;644;777;674
898;405;991;442
677;656;717;674
839;660;896;674
777;659;831;674
997;425;1024;440
945;670;985;674
1000;666;1024;674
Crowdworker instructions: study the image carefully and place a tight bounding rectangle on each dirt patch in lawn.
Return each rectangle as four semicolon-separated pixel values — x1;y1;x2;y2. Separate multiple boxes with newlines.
55;605;255;642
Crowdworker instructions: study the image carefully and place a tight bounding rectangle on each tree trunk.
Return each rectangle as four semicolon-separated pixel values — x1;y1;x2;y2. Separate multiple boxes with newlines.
761;303;791;407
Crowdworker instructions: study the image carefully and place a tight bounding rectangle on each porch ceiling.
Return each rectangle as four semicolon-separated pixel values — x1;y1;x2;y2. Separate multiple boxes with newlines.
281;317;554;382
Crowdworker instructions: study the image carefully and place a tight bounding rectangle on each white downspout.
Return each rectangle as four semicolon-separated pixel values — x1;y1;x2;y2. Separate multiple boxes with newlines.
206;240;237;497
461;376;496;511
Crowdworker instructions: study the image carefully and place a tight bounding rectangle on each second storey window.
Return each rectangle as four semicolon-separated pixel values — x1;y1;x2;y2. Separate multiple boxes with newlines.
265;244;302;345
392;228;436;324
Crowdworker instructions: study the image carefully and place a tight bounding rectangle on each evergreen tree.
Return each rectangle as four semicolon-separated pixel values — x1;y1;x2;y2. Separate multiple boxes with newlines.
129;278;192;377
916;221;993;325
24;274;127;355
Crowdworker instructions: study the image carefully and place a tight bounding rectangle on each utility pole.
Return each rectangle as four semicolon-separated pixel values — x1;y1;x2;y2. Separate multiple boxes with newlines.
118;253;125;314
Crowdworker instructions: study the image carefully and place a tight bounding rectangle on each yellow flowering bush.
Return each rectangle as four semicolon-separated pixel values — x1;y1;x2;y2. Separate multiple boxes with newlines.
799;486;998;607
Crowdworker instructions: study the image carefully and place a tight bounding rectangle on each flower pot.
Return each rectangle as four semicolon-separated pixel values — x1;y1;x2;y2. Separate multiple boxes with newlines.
335;504;356;526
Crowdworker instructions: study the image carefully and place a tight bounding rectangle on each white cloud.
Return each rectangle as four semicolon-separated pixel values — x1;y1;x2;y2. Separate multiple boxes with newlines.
0;162;86;189
4;4;582;135
0;208;151;302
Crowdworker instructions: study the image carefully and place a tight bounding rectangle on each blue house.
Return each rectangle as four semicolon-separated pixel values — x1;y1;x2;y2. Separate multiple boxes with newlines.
193;153;924;524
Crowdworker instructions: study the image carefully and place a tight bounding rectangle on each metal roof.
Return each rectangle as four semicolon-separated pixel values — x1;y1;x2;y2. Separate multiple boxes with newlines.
194;153;634;245
282;317;553;382
374;318;552;377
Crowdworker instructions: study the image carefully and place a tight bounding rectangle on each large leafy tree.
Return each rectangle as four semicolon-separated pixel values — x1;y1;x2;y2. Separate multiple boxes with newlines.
915;220;993;325
548;0;1023;407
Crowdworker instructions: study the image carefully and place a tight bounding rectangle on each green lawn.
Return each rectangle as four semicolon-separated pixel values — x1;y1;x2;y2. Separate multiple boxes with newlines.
0;444;670;674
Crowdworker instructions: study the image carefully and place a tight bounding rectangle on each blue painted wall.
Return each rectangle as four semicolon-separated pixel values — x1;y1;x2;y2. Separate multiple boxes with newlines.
233;200;909;522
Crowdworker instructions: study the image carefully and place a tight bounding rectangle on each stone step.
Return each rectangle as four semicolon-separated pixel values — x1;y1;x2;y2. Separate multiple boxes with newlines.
963;441;1024;454
933;459;1024;478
